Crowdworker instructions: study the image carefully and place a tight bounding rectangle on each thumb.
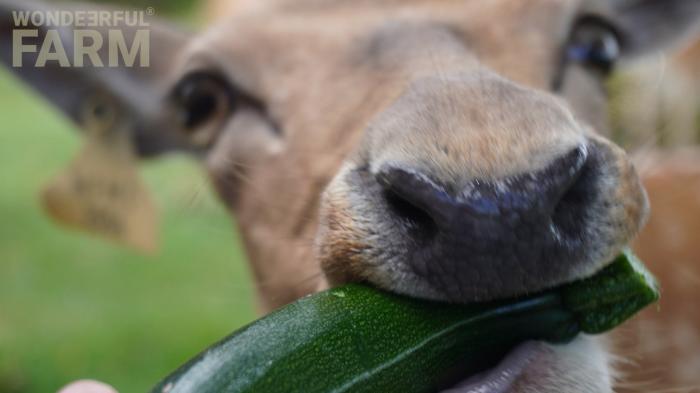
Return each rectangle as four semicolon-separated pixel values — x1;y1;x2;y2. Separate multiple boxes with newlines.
58;380;118;393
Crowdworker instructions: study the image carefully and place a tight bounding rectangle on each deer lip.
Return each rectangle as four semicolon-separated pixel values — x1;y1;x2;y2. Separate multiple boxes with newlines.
441;341;547;393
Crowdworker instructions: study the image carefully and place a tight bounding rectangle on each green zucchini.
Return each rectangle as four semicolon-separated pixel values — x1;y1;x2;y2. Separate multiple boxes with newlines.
152;250;658;393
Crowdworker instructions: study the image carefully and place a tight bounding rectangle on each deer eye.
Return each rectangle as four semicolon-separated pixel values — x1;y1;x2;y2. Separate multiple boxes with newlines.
173;72;233;147
566;17;621;76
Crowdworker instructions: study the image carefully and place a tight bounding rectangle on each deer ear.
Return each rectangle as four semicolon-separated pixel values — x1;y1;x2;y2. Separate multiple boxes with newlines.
614;0;700;57
0;0;190;156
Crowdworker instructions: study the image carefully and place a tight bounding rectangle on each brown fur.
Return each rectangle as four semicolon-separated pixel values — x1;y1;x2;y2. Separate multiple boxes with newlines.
175;0;698;391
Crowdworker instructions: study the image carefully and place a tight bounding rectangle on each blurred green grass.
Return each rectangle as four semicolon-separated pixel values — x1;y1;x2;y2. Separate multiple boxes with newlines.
0;67;256;392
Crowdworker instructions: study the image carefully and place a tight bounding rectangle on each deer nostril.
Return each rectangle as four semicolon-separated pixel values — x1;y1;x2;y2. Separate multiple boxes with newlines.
383;189;438;240
513;145;589;217
376;169;442;241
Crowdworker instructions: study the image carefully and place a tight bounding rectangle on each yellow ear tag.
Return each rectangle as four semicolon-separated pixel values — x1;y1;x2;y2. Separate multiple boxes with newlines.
41;97;159;253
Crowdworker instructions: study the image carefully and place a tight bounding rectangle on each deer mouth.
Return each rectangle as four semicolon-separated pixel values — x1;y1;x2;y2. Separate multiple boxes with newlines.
440;341;546;393
438;336;612;393
317;137;642;391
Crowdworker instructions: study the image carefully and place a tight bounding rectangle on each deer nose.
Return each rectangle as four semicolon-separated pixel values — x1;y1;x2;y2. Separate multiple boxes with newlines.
377;146;588;228
375;146;590;297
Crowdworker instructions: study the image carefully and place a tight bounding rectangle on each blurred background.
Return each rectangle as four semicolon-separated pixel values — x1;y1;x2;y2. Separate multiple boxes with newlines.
1;1;699;392
0;1;257;392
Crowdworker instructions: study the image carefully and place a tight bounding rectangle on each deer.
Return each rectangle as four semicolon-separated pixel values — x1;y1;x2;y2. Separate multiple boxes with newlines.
2;0;700;392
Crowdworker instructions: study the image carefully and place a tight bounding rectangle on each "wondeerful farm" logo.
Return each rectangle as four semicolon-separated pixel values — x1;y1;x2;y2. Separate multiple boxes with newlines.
11;8;153;68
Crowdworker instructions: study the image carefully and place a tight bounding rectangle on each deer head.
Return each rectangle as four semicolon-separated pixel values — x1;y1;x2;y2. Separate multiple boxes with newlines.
3;0;700;392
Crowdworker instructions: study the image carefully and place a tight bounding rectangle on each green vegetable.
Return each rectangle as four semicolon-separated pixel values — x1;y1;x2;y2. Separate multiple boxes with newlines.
152;250;658;393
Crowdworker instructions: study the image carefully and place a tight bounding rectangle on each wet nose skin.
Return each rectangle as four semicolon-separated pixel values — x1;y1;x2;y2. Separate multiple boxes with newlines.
375;146;591;301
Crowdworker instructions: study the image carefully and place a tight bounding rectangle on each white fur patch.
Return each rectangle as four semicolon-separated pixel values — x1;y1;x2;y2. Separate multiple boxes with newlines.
511;336;614;393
